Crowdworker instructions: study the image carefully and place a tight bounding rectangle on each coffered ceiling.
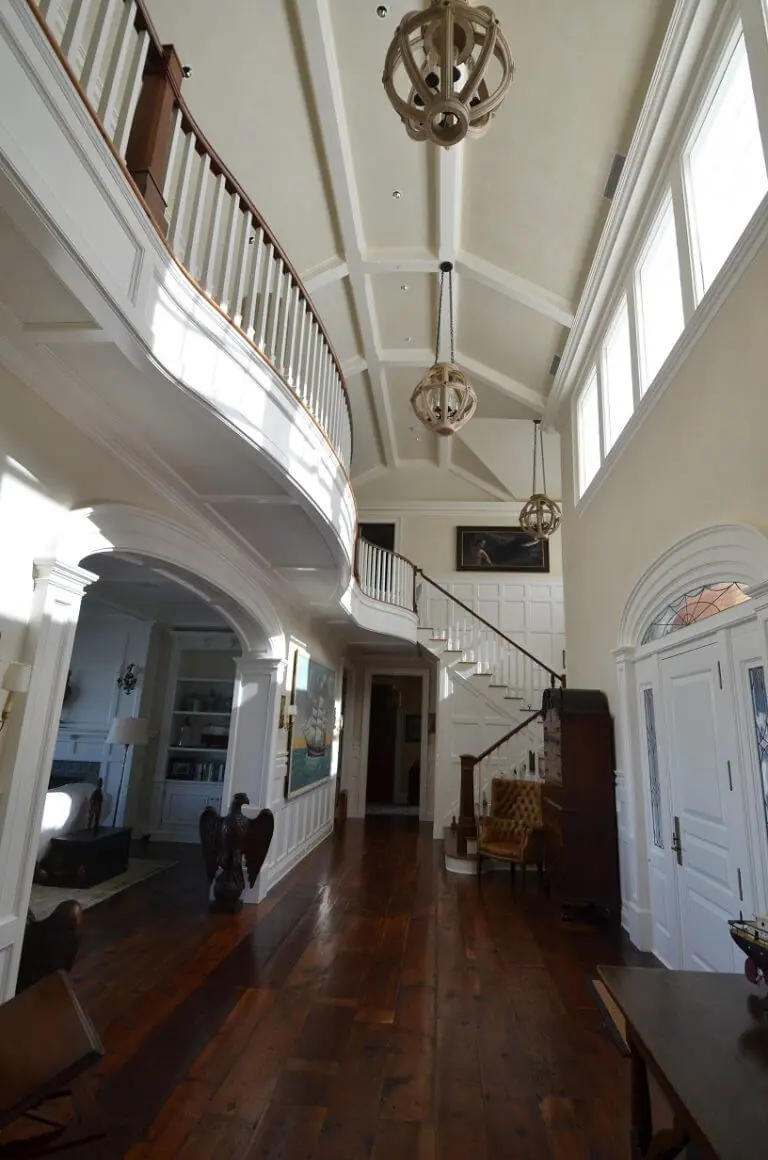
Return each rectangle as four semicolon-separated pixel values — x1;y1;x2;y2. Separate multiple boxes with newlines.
146;0;674;503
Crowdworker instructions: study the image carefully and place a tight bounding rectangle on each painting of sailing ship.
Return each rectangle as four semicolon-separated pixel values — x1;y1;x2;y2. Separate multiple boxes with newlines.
287;653;336;797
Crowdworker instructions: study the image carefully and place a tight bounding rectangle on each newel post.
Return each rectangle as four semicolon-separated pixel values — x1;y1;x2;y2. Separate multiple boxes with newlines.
457;753;477;853
125;41;183;233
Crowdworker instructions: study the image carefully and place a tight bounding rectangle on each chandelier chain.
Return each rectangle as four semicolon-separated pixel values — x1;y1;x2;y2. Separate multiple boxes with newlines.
435;268;445;365
448;267;455;363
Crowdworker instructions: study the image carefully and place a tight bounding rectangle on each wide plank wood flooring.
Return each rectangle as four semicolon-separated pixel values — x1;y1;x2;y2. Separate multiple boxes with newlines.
38;818;652;1158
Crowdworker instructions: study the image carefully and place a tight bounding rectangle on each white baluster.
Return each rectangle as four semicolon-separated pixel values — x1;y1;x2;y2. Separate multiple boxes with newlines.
217;196;242;312
243;230;265;338
294;304;309;397
81;0;118;105
167;130;196;252
310;326;323;417
185;153;210;276
202;173;227;295
278;277;294;376
61;0;95;67
286;285;301;385
113;25;149;158
98;0;135;134
268;261;285;360
162;106;183;202
255;244;276;350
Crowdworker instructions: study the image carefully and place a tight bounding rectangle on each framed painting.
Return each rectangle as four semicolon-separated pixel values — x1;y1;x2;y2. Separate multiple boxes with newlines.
287;653;336;798
456;526;549;573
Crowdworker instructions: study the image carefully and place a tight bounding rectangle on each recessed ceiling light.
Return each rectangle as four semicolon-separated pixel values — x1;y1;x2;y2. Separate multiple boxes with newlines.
400;283;409;291
376;4;389;16
392;189;401;199
405;336;413;343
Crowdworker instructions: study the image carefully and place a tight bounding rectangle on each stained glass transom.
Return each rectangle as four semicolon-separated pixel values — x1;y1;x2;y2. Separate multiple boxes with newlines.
748;665;768;843
643;688;664;849
641;582;750;644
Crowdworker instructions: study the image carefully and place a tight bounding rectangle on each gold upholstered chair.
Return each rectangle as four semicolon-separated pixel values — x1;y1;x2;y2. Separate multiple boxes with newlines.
477;778;545;884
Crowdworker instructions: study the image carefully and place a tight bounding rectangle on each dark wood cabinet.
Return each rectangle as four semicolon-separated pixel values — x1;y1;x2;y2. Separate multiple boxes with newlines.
541;688;620;916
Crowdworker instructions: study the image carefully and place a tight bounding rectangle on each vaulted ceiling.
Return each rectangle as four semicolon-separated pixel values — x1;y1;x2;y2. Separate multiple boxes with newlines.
146;0;674;504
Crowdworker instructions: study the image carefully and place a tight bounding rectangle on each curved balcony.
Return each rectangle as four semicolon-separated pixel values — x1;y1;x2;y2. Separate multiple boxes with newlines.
29;0;352;474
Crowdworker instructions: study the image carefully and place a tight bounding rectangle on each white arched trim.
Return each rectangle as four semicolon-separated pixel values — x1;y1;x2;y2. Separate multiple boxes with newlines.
617;523;768;650
59;504;285;658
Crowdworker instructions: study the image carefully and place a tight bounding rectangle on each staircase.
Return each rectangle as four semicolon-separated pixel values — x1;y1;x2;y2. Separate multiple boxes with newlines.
354;537;566;834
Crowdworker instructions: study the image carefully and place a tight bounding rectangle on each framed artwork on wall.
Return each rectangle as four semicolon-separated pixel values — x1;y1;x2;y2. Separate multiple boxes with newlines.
287;652;336;798
456;526;549;573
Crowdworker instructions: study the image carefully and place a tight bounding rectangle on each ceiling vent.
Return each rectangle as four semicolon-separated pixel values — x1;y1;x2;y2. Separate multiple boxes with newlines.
603;152;626;201
549;354;561;377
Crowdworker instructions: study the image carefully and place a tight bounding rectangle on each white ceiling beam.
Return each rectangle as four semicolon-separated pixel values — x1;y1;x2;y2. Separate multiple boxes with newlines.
437;437;451;469
342;354;367;378
22;321;111;343
296;0;396;468
361;250;437;276
303;258;348;294
450;462;515;503
379;347;545;413
456;250;575;328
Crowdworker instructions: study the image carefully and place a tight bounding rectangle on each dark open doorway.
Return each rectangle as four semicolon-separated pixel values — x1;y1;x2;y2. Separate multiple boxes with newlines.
359;522;395;552
365;675;423;816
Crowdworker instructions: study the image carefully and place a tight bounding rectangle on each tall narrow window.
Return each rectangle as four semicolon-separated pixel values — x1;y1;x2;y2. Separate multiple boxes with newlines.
685;29;768;297
602;297;634;451
576;371;600;496
636;197;685;391
748;666;768;842
643;688;664;849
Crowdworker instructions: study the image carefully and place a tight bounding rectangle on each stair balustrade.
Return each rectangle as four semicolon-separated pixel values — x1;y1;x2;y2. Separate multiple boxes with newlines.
354;536;417;612
29;0;352;473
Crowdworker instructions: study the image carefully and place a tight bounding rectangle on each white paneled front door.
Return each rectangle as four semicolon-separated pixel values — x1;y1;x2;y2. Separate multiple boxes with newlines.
660;640;752;971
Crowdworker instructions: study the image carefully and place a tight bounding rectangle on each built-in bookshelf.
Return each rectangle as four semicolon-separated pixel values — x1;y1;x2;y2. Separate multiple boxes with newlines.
151;632;239;840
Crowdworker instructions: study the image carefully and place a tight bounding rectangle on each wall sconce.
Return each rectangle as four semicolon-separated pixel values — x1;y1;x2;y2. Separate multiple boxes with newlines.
116;663;138;696
0;662;32;733
285;704;298;719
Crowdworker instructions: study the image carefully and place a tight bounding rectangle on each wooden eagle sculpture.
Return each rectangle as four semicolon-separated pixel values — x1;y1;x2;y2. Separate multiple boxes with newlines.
199;793;274;913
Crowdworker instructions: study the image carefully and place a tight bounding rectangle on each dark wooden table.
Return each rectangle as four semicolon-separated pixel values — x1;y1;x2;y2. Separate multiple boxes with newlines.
598;965;768;1160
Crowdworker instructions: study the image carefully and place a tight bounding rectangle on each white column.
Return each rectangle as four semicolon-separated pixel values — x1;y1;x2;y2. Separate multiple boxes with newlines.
225;654;282;904
613;644;653;950
0;560;96;1000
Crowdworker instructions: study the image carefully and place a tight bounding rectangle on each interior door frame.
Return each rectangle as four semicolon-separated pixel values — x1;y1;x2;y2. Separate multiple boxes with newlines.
357;666;433;822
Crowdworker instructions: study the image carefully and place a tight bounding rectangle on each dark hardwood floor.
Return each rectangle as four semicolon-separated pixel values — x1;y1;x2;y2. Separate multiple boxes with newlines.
31;820;655;1158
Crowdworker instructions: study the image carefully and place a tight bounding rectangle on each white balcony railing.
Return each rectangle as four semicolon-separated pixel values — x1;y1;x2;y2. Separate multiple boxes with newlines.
354;537;416;612
31;0;352;473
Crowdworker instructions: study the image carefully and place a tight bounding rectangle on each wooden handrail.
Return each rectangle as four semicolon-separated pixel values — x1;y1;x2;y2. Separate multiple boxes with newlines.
416;570;565;684
473;709;543;766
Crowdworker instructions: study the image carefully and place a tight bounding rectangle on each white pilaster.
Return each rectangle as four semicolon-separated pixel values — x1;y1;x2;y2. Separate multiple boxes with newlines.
0;559;96;1000
226;654;282;904
613;644;653;949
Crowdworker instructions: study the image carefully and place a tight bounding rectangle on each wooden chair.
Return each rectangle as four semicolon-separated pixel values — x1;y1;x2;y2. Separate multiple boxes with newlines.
0;971;104;1156
16;902;83;994
477;778;545;885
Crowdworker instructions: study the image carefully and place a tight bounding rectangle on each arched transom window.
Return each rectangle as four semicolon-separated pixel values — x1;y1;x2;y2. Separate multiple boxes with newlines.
642;582;751;644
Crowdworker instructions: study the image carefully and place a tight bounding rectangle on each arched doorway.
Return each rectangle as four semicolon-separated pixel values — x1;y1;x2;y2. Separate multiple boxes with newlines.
0;505;285;998
615;524;768;970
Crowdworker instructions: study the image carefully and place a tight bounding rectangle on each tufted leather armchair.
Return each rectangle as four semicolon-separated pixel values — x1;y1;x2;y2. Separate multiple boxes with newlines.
477;778;545;883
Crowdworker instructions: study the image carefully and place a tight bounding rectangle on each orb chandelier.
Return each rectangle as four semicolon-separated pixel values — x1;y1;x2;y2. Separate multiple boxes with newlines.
411;262;477;437
519;420;562;540
382;0;514;148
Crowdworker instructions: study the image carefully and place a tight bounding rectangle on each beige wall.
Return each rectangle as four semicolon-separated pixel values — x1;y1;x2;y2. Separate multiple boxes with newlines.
360;508;563;576
560;238;768;705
